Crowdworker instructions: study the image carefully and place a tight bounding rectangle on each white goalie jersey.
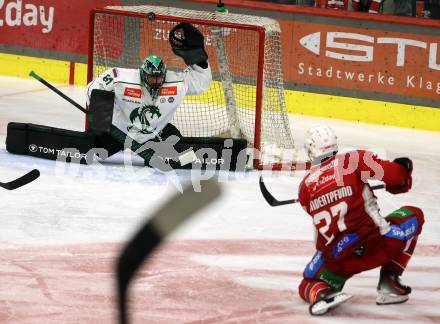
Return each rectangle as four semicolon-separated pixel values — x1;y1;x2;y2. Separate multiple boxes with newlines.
86;64;212;143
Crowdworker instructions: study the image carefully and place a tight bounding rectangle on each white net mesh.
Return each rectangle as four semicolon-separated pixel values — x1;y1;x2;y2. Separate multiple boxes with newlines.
90;5;296;168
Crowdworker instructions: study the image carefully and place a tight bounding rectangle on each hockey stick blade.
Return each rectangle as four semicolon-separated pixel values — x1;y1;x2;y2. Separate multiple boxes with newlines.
259;176;298;207
117;179;221;324
259;175;385;207
0;169;40;190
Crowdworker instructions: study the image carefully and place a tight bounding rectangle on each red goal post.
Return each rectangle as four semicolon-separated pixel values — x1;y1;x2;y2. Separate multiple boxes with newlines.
87;5;306;170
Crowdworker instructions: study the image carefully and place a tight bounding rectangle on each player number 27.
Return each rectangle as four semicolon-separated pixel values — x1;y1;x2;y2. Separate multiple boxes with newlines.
313;201;348;245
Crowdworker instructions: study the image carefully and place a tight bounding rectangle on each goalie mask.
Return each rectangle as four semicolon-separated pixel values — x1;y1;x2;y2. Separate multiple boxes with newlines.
140;55;166;99
304;126;338;163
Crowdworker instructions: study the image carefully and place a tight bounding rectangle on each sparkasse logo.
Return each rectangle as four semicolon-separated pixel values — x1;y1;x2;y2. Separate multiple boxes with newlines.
160;86;177;96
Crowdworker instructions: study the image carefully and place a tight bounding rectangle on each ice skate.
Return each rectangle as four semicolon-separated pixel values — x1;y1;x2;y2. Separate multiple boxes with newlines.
376;269;412;305
309;291;353;315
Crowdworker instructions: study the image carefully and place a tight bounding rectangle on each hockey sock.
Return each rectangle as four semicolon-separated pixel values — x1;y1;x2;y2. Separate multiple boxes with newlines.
299;279;332;303
383;206;424;275
383;236;419;276
109;126;155;163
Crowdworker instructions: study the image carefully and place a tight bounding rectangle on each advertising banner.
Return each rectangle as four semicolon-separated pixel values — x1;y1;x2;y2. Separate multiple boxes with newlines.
0;0;121;54
140;15;440;102
1;1;438;104
280;19;440;101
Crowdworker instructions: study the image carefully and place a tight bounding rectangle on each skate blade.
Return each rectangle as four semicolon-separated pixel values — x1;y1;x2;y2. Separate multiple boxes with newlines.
309;292;353;315
376;293;409;305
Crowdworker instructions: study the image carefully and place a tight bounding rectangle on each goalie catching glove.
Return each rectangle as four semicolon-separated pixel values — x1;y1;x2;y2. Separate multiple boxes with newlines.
169;22;208;68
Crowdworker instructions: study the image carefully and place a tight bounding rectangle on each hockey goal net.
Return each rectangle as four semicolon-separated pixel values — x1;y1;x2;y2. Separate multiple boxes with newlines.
88;5;299;170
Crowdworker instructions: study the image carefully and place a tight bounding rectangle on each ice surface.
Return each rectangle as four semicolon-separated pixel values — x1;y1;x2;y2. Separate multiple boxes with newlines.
0;76;439;323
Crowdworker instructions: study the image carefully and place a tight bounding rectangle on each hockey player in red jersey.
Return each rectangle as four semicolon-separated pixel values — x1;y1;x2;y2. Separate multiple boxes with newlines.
297;126;424;315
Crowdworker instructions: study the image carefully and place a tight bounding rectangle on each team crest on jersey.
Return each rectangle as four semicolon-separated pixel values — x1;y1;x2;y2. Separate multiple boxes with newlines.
160;86;177;96
128;105;161;134
168;97;175;103
124;87;142;98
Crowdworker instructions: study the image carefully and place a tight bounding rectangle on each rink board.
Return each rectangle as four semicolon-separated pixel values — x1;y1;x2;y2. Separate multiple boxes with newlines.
0;52;439;132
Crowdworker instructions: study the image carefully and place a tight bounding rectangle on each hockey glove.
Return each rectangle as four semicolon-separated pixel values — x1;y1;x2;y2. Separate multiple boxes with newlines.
386;157;413;194
169;22;208;67
88;89;115;134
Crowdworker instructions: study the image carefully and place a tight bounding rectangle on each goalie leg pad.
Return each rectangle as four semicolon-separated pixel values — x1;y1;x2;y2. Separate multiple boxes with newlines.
110;126;248;171
6;122;97;164
163;137;249;171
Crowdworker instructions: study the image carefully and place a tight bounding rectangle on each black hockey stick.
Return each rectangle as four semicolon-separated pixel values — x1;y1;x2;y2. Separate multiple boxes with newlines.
117;180;221;324
259;176;299;206
29;71;87;114
259;175;385;207
0;169;40;190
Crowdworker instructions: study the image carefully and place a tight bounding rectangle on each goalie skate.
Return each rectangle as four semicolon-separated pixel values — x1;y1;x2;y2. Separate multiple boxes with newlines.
309;292;353;316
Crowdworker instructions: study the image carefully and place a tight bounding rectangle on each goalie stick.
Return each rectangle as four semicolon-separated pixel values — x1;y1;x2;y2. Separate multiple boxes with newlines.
29;71;87;113
116;179;221;324
259;175;385;207
0;169;40;190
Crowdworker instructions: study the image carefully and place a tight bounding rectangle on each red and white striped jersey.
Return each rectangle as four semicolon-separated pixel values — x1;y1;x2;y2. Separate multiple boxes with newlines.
298;150;407;256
